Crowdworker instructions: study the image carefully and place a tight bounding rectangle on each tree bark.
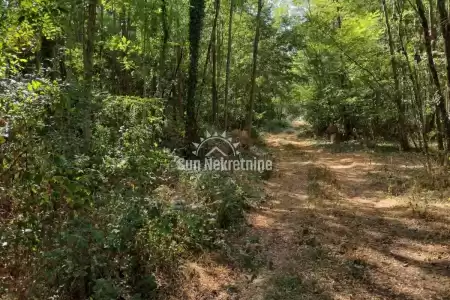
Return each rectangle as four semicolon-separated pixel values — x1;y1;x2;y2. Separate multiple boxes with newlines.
211;0;220;125
381;0;410;151
246;0;263;134
84;0;97;87
186;0;205;144
429;0;438;40
224;0;234;130
417;0;450;150
437;0;450;143
83;0;98;151
396;3;428;152
158;0;169;97
428;0;444;150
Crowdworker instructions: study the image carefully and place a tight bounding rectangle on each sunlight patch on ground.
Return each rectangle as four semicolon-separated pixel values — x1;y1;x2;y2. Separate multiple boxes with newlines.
248;213;276;228
179;130;450;300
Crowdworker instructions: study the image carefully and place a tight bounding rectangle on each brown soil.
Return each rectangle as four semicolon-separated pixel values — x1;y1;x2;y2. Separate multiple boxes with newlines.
176;132;450;300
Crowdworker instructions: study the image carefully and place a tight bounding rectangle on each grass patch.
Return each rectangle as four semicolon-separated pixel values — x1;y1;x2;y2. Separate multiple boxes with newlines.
284;128;296;134
307;165;335;183
263;119;291;134
264;273;325;300
219;233;266;273
283;143;298;150
307;165;339;200
368;161;450;200
296;126;315;139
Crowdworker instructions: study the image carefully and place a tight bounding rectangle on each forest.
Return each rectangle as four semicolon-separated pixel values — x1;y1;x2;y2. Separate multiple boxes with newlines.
1;0;450;299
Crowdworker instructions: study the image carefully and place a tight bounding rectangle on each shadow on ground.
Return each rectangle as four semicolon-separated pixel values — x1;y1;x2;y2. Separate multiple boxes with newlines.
236;133;450;300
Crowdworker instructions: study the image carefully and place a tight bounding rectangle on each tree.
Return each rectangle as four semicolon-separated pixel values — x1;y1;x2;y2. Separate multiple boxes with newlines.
246;0;263;133
381;0;410;151
437;0;450;150
186;0;206;143
158;0;170;97
83;0;99;150
224;0;234;130
211;0;221;125
416;0;450;150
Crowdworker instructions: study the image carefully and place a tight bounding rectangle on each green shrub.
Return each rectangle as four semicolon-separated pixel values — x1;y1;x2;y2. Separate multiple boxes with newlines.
263;119;291;133
0;80;264;299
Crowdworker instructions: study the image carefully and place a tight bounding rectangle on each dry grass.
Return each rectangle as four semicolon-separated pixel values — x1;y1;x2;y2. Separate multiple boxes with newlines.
307;165;340;201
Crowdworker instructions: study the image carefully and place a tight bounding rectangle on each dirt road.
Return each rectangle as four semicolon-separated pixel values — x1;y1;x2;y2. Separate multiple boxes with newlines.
181;132;450;300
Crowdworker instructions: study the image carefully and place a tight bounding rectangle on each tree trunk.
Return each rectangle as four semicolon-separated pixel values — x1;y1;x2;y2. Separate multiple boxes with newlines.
417;0;450;150
396;3;428;153
246;0;263;134
429;0;438;41
198;0;221;114
211;0;220;125
177;47;184;121
83;0;98;151
158;0;169;97
428;0;444;150
381;0;410;151
150;14;159;96
99;4;104;89
186;0;205;144
224;0;234;130
436;110;445;150
437;0;450;149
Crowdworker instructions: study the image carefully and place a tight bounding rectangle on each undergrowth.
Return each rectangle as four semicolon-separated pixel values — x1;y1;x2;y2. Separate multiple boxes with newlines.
0;79;265;299
307;165;340;201
263;119;291;134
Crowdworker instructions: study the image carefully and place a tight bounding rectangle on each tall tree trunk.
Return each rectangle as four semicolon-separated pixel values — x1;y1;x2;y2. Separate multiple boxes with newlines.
437;0;450;149
417;0;450;151
83;0;98;151
436;110;445;150
218;19;224;95
224;0;234;130
198;0;221;107
150;13;159;96
84;0;97;82
158;0;169;97
428;0;444;150
381;0;410;151
173;47;184;121
120;6;128;38
429;0;438;42
211;0;220;125
246;0;263;133
186;0;205;144
118;6;129;94
99;4;104;89
142;4;149;97
396;4;428;152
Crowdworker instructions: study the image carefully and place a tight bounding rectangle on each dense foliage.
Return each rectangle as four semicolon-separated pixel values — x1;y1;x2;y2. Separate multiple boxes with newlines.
0;78;263;298
0;0;283;298
293;0;450;157
2;0;450;298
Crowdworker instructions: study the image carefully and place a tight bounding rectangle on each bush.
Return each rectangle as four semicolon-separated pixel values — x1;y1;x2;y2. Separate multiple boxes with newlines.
0;79;264;299
263;119;291;133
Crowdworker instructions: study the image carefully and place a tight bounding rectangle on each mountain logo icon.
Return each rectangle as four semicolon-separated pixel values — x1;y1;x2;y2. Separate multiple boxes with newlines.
192;131;240;157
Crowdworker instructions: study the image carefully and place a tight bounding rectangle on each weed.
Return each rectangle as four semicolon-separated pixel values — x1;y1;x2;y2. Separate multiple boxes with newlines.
284;128;296;134
263;120;291;133
264;273;323;300
307;165;335;183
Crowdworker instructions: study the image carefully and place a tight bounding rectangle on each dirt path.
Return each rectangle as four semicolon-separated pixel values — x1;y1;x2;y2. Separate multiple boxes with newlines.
181;132;450;300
